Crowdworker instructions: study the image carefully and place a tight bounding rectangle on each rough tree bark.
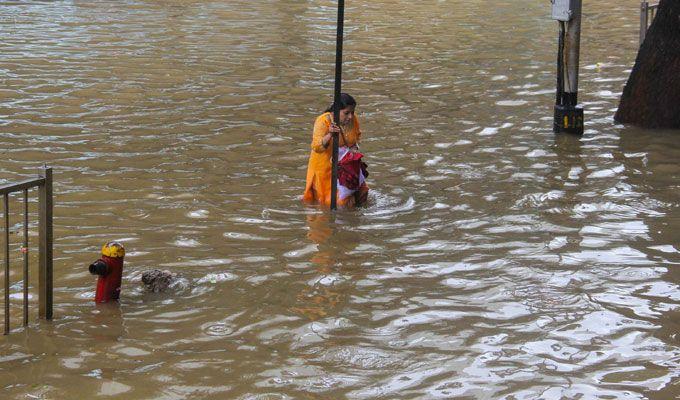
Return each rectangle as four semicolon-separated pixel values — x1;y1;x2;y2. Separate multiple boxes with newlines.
614;0;680;128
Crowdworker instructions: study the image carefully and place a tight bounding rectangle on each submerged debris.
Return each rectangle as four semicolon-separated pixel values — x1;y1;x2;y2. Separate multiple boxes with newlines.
141;269;176;293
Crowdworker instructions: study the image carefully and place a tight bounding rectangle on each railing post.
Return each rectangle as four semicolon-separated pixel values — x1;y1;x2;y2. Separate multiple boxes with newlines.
38;167;53;320
3;194;9;335
23;189;29;327
640;1;649;45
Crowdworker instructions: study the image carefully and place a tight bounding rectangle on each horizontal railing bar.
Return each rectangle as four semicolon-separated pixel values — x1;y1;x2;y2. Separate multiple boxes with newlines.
0;178;45;196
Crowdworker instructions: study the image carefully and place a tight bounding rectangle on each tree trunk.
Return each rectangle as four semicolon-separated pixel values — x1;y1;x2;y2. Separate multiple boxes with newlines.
614;0;680;128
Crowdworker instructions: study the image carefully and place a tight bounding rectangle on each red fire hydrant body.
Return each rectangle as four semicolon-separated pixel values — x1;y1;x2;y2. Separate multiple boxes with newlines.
89;242;125;303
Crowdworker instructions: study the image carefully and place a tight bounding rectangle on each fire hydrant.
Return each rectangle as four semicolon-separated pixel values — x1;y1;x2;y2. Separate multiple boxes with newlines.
89;241;125;303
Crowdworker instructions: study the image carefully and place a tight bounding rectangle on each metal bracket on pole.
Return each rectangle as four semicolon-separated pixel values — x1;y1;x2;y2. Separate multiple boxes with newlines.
551;0;577;21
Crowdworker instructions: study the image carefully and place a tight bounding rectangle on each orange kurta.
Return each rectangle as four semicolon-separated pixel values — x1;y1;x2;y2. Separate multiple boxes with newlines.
303;112;365;207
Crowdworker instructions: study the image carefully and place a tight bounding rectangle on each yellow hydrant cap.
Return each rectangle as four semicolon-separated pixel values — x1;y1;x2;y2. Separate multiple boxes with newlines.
101;241;125;258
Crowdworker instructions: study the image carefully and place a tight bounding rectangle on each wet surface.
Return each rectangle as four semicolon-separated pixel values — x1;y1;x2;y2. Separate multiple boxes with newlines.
0;0;679;398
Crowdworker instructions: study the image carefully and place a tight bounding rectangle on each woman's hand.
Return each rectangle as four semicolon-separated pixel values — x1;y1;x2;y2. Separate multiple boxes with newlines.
323;123;342;148
329;123;342;135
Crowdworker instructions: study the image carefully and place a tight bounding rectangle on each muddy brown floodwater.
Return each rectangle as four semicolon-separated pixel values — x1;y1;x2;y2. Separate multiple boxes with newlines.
0;1;678;399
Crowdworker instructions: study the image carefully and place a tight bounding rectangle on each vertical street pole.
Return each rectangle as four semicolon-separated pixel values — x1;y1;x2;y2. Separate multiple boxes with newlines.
331;0;345;210
640;1;649;45
552;0;584;135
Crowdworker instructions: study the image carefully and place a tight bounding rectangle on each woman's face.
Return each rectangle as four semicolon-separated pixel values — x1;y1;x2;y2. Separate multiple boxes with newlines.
338;106;355;126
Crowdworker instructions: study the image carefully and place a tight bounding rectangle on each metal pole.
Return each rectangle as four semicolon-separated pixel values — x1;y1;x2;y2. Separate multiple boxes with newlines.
640;1;648;45
23;189;28;327
330;0;345;210
553;0;584;135
564;0;582;101
4;194;9;335
38;167;52;320
556;22;565;105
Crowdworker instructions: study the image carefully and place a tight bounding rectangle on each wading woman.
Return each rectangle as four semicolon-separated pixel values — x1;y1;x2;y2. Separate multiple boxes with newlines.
303;93;368;208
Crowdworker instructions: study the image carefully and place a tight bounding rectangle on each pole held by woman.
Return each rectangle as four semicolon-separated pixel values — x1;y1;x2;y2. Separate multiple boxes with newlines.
331;0;345;210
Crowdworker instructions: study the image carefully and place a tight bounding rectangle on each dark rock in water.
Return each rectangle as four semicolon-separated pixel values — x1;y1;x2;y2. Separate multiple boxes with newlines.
141;269;175;293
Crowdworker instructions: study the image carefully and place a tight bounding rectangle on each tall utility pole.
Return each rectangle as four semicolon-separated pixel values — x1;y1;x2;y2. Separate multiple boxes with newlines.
552;0;584;135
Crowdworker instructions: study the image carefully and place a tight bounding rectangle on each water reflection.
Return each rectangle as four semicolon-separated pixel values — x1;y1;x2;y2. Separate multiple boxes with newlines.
306;212;334;268
289;212;354;321
89;302;125;342
545;133;586;259
618;128;680;397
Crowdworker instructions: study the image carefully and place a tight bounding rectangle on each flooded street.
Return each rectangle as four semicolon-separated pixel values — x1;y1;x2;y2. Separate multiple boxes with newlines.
1;0;679;398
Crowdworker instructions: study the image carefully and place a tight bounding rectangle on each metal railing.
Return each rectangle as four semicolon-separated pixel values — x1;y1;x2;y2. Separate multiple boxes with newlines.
1;167;53;334
640;1;659;45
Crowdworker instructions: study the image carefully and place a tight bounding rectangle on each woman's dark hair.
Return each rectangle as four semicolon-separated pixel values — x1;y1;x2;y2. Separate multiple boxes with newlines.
325;93;356;113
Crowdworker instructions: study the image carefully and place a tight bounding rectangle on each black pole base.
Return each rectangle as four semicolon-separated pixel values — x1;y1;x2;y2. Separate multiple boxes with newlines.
553;104;584;135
